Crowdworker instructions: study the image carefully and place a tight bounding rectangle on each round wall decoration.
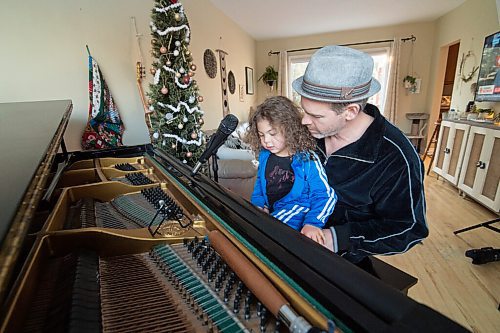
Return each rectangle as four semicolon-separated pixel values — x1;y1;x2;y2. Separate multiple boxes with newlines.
459;51;479;83
228;70;236;94
203;49;217;79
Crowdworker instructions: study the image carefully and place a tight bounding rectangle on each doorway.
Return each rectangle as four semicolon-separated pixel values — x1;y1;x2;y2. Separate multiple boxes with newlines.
439;42;460;120
423;41;460;167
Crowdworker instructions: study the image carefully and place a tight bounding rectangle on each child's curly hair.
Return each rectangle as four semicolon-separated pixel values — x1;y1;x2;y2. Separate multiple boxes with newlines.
246;96;316;154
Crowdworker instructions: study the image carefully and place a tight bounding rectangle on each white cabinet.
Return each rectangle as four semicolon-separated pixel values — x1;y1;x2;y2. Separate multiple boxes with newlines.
458;126;500;212
432;121;470;185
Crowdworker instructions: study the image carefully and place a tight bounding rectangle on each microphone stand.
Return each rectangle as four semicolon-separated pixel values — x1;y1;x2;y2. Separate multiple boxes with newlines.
211;153;219;183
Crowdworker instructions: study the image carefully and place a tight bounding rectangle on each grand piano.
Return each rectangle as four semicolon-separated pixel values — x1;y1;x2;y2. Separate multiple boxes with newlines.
0;100;467;332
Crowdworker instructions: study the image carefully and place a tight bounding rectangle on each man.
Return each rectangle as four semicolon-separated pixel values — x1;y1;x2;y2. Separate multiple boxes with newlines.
292;45;428;265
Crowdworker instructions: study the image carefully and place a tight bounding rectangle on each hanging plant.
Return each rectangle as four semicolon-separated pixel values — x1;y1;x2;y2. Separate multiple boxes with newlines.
403;75;417;88
403;39;420;93
258;66;278;87
459;51;479;83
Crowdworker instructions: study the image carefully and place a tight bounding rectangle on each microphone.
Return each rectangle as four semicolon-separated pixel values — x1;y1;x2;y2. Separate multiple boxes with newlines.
191;114;239;176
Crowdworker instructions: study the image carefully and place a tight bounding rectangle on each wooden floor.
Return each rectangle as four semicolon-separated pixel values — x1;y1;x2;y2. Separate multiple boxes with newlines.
378;165;499;333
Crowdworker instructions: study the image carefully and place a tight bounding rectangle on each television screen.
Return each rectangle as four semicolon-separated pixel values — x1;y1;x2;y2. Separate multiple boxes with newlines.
475;31;500;102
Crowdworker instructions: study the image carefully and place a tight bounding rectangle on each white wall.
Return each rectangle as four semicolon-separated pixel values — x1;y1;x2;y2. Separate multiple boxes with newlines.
256;22;437;134
0;0;256;151
255;0;499;134
427;0;499;130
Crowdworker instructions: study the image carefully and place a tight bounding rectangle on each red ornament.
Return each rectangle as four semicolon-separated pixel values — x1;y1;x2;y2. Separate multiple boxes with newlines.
160;46;167;54
182;75;190;84
170;0;177;3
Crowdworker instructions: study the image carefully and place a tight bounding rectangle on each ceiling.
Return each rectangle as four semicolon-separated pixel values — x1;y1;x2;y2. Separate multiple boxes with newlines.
209;0;466;41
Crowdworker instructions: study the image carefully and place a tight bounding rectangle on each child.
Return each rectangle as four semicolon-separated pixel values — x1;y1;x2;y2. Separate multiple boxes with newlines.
247;96;337;245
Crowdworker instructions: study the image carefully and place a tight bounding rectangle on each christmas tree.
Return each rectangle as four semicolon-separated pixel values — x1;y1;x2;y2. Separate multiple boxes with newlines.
148;0;205;167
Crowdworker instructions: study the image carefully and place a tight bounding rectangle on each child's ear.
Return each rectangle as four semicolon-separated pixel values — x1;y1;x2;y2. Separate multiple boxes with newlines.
343;103;361;120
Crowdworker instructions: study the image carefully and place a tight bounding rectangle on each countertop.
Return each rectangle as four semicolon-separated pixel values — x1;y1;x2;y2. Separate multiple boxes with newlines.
442;118;499;130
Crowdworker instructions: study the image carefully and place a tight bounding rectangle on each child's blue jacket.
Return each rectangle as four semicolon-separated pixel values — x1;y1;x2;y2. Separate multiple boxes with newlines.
251;149;337;230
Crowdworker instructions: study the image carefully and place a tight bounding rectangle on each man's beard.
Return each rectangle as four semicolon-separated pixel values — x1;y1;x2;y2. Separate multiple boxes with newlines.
310;127;341;139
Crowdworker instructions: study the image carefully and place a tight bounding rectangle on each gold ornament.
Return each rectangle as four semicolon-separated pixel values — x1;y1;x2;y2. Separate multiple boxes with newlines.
188;71;195;77
191;132;197;139
190;64;197;71
185;50;191;56
166;60;172;66
174;13;181;21
178;123;184;129
171;143;177;149
199;118;204;124
186;151;193;158
175;72;181;78
150;67;156;75
148;99;153;105
197;96;204;102
161;86;168;95
160;46;167;54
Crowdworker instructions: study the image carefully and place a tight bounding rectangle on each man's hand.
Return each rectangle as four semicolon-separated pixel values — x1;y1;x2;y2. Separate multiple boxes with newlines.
300;224;326;245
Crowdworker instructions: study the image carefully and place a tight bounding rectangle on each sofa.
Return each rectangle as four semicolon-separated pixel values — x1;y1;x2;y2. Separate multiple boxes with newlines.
205;124;258;201
215;158;258;201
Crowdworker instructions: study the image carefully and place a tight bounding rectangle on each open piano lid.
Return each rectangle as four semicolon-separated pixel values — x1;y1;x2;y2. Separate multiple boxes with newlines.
0;100;72;302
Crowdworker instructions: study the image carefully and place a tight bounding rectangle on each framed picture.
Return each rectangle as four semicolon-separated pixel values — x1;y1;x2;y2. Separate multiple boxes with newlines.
245;67;254;95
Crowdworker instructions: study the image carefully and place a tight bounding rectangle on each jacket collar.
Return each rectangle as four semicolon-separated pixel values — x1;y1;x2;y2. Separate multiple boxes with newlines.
318;103;385;163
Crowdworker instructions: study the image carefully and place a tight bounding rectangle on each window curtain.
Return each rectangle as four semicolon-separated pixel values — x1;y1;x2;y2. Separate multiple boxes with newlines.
384;38;401;124
277;50;288;97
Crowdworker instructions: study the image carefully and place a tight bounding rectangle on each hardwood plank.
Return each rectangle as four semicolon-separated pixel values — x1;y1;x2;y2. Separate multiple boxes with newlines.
378;169;499;333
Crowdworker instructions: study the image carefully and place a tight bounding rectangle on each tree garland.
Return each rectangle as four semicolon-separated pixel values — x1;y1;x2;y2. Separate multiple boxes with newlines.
459;51;479;83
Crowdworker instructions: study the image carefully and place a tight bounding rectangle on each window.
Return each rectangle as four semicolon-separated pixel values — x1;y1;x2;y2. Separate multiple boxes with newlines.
288;46;391;114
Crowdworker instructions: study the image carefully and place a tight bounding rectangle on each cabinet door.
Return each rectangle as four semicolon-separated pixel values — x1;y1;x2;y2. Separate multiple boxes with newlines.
476;129;500;212
458;127;487;196
458;127;499;212
442;123;469;185
432;121;452;176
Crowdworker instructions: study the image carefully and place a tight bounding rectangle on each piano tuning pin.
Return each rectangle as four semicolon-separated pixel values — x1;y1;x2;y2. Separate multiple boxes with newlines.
257;301;263;316
244;304;251;320
233;298;240;313
274;319;281;333
260;309;268;333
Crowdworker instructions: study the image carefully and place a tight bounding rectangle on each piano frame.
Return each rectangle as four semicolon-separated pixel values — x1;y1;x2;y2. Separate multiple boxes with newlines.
0;100;467;333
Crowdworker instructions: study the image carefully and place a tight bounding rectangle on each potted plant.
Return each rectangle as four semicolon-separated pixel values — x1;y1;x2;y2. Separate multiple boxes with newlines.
403;75;417;89
258;66;278;87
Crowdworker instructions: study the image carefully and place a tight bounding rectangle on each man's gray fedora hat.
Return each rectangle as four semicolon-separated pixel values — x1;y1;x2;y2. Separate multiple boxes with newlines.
292;45;381;103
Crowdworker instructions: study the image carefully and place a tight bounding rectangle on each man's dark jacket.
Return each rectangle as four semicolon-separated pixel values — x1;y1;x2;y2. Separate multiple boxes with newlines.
317;104;428;263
